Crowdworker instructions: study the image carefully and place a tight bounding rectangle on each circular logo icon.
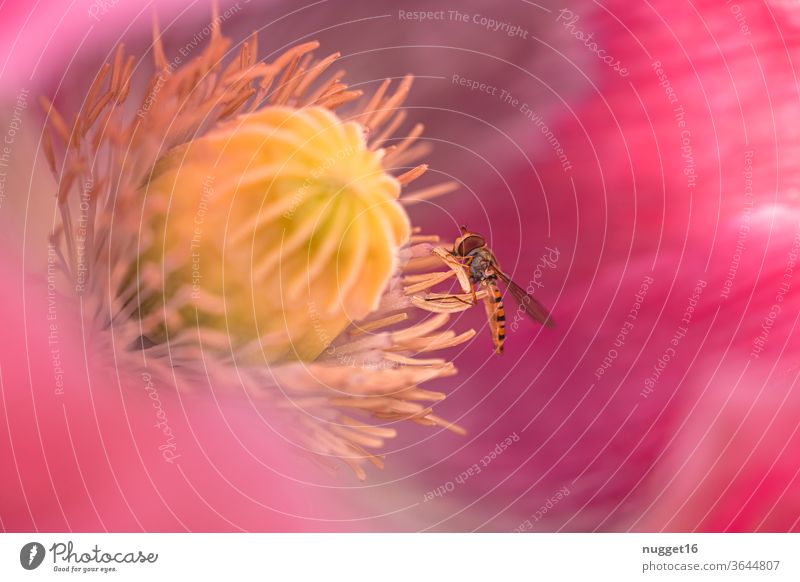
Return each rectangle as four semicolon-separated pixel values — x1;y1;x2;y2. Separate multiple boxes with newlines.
19;542;46;570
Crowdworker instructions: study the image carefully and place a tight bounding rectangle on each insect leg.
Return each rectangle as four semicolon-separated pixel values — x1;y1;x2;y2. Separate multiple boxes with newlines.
422;294;475;306
457;255;477;304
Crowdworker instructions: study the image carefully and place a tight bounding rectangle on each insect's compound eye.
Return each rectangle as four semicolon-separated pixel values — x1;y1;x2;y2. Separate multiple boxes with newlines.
455;234;486;256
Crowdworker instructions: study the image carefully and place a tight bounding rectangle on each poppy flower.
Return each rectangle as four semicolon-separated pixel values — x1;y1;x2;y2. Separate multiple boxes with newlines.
2;0;800;533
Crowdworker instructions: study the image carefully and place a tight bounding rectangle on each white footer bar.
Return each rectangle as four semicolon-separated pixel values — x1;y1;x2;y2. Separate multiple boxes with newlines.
1;533;797;581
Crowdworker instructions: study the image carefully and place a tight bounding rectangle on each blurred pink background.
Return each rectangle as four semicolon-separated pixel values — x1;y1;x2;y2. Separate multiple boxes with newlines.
2;0;800;531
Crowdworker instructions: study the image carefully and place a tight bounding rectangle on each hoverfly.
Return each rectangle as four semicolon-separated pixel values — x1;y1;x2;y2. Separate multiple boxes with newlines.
444;226;554;354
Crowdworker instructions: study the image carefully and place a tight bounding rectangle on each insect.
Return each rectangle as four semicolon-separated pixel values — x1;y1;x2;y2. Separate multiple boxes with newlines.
446;226;554;354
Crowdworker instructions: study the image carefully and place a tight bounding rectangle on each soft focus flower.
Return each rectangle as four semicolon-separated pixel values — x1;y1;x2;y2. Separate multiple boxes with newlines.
0;253;354;531
5;0;800;533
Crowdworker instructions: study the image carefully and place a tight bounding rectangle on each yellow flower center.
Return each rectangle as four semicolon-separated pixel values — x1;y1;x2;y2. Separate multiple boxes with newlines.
145;106;410;362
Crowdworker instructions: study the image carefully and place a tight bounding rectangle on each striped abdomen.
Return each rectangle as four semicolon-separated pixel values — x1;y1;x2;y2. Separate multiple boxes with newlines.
490;280;506;354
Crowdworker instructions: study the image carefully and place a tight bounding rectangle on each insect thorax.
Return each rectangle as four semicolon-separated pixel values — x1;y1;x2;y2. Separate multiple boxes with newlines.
467;248;495;283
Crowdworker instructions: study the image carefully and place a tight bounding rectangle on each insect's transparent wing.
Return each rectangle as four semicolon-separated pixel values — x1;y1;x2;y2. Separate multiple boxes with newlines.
496;270;555;328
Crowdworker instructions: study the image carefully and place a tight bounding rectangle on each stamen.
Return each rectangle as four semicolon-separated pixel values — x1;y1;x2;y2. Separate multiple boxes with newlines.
397;163;428;185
